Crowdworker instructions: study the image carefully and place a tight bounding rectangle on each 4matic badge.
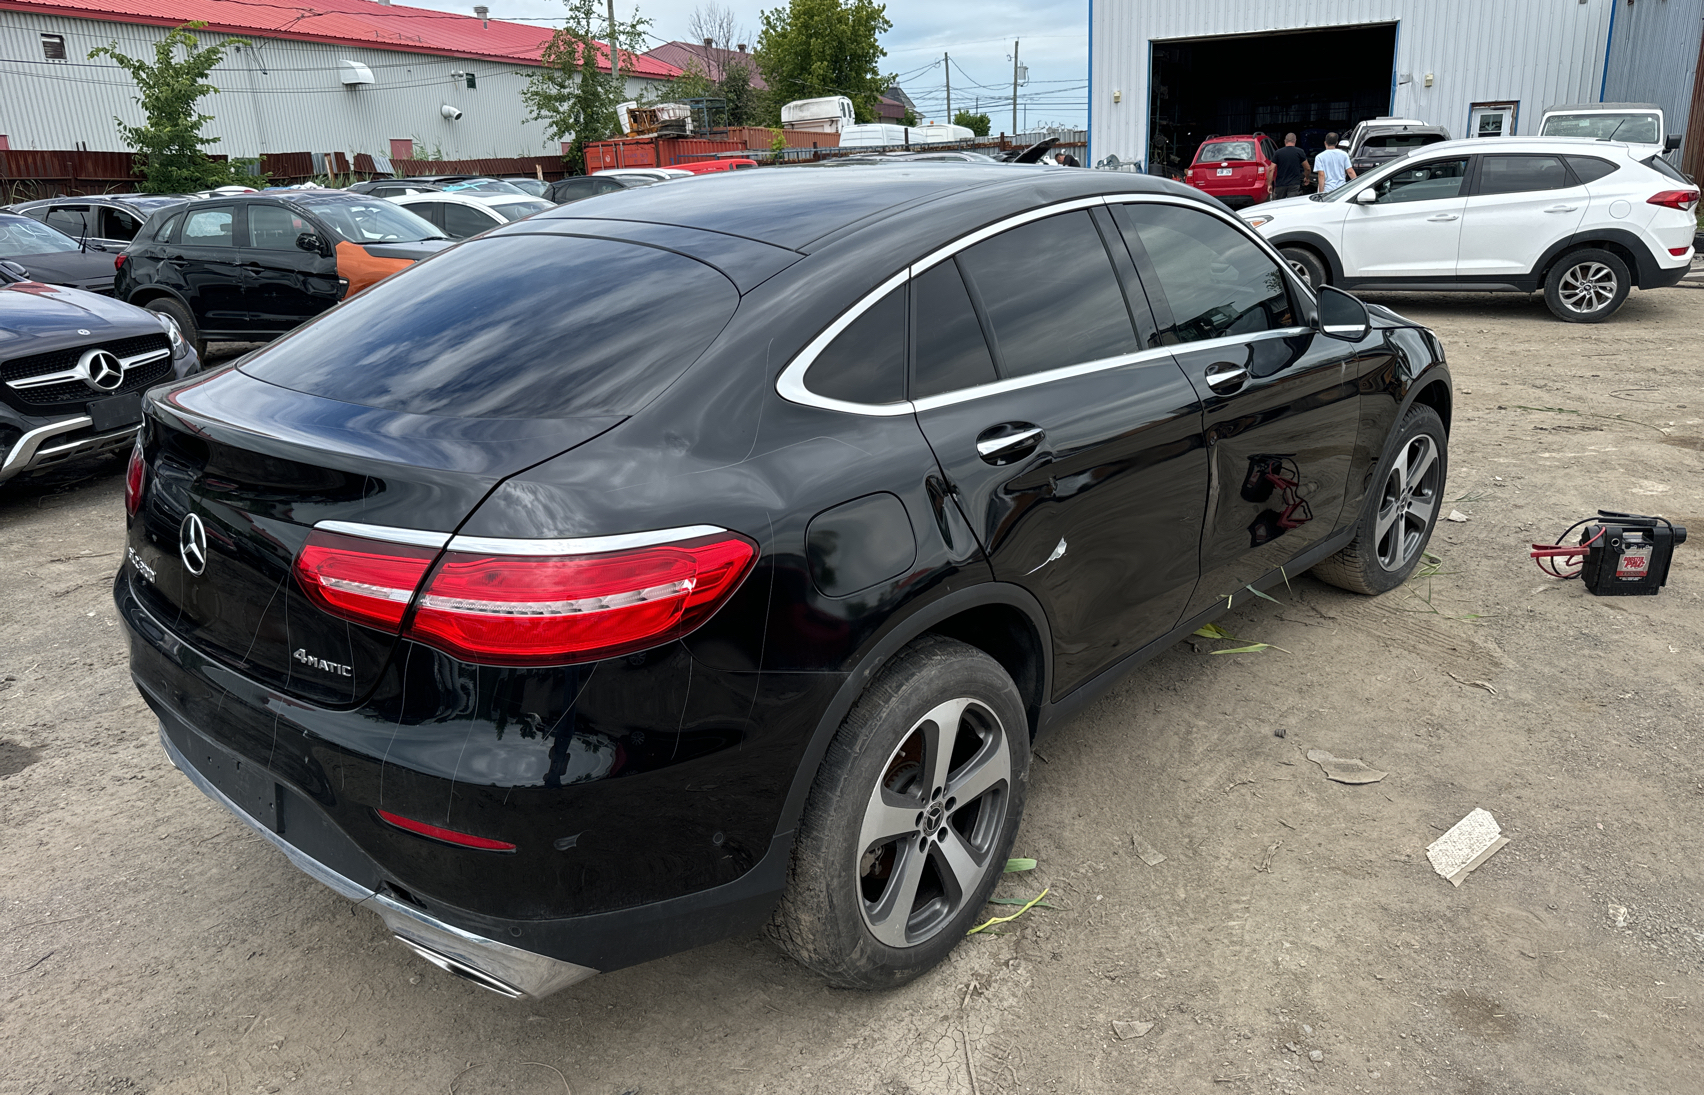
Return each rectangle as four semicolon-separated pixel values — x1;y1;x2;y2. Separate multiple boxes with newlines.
293;649;353;677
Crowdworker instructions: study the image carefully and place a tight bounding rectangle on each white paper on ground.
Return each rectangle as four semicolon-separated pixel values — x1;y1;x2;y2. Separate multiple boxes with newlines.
1426;807;1510;887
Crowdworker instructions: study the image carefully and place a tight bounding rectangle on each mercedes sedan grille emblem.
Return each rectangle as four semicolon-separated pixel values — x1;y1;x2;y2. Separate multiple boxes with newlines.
179;513;208;575
77;348;126;392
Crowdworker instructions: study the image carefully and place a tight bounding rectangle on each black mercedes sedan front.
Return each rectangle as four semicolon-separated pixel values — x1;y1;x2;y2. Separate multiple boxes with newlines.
118;164;1452;998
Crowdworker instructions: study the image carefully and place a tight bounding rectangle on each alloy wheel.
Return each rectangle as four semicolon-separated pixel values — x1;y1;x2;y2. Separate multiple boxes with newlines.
1287;258;1314;287
856;697;1012;948
1374;433;1440;572
1557;262;1618;314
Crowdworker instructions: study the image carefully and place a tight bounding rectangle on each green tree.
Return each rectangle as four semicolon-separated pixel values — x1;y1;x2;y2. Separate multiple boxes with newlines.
719;60;767;126
89;23;258;194
953;110;991;137
522;0;651;174
899;107;918;127
756;0;893;123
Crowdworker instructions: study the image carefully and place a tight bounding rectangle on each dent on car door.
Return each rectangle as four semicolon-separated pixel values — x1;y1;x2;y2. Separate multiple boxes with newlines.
908;207;1208;697
242;203;340;333
1110;201;1361;615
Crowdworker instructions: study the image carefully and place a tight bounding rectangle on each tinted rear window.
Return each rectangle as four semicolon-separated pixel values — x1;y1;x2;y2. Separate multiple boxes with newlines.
241;235;738;419
1199;141;1256;162
1363;133;1444;150
1565;156;1619;184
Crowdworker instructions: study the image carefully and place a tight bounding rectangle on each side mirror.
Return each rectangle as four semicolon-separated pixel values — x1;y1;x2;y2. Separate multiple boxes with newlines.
1664;133;1682;152
0;259;28;278
1352;187;1378;204
1317;285;1370;342
296;232;326;254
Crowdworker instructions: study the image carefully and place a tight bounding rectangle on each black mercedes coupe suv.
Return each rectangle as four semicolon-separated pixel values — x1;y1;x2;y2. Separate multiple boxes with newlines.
117;165;1451;998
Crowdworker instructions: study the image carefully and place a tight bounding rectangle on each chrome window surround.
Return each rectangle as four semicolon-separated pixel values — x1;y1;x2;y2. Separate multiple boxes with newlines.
314;519;728;557
775;192;1317;417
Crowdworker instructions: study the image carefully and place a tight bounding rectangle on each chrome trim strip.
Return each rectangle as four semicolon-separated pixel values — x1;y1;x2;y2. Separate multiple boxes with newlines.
313;520;453;550
447;524;728;557
31;425;141;461
0;415;93;479
159;722;599;998
120;348;171;368
775;192;1323;418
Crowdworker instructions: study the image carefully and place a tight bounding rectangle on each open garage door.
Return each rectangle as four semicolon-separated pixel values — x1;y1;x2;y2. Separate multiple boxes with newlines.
1149;24;1397;177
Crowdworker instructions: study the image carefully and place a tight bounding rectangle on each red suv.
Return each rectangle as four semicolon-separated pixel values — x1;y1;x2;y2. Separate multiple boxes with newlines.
1184;135;1279;208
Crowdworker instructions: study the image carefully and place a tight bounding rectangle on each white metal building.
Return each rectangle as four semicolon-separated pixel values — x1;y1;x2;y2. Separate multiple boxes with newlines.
1088;0;1695;174
0;0;679;159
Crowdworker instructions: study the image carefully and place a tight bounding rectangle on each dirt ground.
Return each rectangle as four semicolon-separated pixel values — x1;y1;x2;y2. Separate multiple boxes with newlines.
4;287;1703;1095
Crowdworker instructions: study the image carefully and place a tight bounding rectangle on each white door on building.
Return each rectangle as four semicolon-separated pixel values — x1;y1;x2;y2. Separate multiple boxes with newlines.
1456;152;1589;277
1470;103;1518;139
1338;156;1471;280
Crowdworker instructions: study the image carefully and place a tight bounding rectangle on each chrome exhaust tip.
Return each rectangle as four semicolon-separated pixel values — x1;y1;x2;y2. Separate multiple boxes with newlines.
394;935;525;999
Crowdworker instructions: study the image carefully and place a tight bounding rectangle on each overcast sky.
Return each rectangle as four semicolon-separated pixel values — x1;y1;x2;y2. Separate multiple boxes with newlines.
406;0;1090;131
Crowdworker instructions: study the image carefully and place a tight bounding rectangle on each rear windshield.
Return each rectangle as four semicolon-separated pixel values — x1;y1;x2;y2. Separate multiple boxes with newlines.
1541;113;1661;144
1198;140;1256;162
241;234;739;419
1362;133;1444;150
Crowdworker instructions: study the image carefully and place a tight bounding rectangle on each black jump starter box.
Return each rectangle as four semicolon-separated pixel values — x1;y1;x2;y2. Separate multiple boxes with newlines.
1578;511;1687;596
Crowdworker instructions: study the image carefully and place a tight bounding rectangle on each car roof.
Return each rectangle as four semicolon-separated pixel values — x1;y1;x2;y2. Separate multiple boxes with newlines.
1545;103;1662;113
531;163;1196;252
1404;136;1649;157
390;191;498;210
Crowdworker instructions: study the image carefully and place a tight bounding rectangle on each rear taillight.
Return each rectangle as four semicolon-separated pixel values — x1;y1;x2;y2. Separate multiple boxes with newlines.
292;526;758;666
1648;189;1700;211
409;532;757;666
123;437;145;516
1185;168;1194;178
1673;247;1693;256
1256;165;1266;175
294;529;438;631
114;253;127;272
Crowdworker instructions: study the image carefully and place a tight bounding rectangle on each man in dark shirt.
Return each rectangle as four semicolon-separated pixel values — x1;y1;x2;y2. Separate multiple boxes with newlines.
1270;133;1311;199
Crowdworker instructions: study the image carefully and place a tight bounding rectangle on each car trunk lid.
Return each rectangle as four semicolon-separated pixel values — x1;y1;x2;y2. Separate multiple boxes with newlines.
126;367;622;706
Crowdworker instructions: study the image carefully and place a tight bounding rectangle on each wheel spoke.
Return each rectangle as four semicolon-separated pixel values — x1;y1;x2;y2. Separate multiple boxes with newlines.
860;785;921;853
919;697;972;793
864;839;929;948
1374;500;1403;542
1406;493;1437;527
945;736;1010;808
931;825;983;903
1405;437;1437;489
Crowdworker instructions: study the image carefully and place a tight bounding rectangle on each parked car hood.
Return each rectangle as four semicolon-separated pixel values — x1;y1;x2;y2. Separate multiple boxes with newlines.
0;279;161;352
2;248;117;293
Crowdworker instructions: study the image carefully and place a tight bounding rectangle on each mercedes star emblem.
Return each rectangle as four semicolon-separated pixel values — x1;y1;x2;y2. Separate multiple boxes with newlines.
77;328;91;335
179;513;208;576
77;348;126;393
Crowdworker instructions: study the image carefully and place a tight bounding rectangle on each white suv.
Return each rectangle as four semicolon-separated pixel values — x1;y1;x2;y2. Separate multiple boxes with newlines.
1241;136;1698;322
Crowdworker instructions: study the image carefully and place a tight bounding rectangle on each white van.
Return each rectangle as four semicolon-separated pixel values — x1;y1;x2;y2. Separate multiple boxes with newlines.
1539;103;1681;158
781;96;856;134
839;123;977;149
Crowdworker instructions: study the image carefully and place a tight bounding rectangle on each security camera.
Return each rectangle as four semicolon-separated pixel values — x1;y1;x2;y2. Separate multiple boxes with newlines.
441;104;463;120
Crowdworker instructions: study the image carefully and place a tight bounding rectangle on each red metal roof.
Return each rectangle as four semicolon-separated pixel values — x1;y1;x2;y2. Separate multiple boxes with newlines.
643;41;766;90
0;0;682;73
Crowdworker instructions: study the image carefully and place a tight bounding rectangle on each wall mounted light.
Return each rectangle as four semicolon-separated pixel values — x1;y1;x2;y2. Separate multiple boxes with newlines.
1113;89;1122;103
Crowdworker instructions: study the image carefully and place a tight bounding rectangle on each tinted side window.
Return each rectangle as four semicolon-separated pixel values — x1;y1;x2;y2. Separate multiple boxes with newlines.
247;204;308;249
1565;156;1619;184
103;209;141;241
242;235;739;419
912;260;997;398
1477;155;1570;195
408;202;445;229
1116;203;1293;343
955;210;1136;378
182;208;235;246
804;286;906;405
151;212;183;241
443;203;495;238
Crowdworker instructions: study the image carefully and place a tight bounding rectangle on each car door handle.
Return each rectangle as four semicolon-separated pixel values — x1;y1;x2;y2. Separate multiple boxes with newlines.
1544;205;1578;213
975;424;1045;464
1426;214;1459;222
1203;360;1248;394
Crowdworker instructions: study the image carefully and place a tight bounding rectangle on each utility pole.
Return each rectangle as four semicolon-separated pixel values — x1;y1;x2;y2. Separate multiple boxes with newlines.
1011;40;1019;136
607;0;619;97
945;52;951;122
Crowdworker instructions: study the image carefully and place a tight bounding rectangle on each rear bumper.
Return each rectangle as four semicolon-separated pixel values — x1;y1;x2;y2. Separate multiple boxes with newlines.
158;722;598;998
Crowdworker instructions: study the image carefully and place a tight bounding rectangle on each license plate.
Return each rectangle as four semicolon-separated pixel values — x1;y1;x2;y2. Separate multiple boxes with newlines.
1217;168;1233;176
89;392;143;432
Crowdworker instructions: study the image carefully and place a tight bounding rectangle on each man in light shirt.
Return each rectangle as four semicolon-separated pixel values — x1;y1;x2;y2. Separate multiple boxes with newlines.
1315;132;1356;193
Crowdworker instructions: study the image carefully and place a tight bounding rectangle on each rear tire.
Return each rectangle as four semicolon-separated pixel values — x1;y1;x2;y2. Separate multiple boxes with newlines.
1312;405;1448;595
1543;248;1630;323
769;636;1029;989
143;297;206;361
1280;247;1328;291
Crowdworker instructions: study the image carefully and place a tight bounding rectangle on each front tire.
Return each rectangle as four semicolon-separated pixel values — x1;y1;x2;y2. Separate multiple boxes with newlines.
769;636;1030;989
1280;246;1328;290
1312;405;1448;595
1544;248;1630;323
